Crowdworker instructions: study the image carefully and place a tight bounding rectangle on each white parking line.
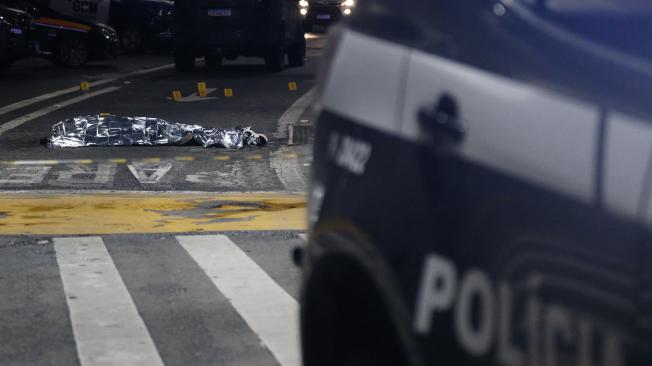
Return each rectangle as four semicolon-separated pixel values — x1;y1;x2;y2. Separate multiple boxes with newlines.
0;79;115;117
178;235;301;366
127;64;173;76
54;237;164;366
0;86;121;136
0;63;174;119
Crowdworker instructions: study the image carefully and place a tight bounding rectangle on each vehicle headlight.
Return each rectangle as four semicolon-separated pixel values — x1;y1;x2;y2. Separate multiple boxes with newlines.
157;8;172;17
99;25;116;39
341;0;354;7
299;0;309;7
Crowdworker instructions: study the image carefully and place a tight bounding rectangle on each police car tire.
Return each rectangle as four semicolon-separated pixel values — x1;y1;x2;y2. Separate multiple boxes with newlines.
55;37;89;68
174;49;195;72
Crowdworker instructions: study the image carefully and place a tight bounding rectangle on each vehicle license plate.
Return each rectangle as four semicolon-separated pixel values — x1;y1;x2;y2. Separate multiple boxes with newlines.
208;9;231;16
316;14;331;20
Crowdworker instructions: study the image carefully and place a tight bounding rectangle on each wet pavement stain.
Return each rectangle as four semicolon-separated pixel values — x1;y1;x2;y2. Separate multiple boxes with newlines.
147;199;306;223
26;206;77;212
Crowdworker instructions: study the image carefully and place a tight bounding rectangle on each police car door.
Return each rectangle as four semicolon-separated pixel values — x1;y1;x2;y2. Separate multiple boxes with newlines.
397;1;651;365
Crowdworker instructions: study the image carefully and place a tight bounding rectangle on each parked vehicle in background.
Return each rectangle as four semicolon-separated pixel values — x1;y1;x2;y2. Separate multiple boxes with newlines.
0;4;32;69
108;0;173;53
171;0;306;72
32;10;118;67
0;0;118;67
299;0;353;32
301;0;652;365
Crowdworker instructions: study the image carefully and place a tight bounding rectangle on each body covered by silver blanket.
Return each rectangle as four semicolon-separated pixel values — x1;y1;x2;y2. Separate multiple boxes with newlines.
46;115;268;149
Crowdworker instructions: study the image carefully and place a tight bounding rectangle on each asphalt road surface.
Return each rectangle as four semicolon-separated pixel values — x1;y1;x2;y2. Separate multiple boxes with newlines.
0;35;324;366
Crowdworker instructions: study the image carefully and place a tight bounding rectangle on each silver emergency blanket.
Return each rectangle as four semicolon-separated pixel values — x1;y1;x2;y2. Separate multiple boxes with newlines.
46;115;268;149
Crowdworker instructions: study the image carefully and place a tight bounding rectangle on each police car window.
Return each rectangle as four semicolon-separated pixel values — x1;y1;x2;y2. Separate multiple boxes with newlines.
518;0;652;61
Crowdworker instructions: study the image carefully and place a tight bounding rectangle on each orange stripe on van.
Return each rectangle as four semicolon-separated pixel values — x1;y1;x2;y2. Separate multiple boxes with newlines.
34;17;92;32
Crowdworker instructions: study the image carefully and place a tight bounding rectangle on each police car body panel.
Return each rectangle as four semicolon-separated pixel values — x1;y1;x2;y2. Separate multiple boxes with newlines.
301;0;652;365
1;0;119;67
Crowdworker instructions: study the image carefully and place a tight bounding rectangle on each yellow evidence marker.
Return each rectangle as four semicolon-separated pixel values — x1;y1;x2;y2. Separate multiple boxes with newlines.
197;82;207;97
224;88;234;97
80;81;90;91
288;82;297;91
172;90;183;102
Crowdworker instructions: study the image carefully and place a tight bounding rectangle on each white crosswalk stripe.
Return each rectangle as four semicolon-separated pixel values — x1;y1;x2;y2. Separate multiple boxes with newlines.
178;235;301;366
54;237;165;366
30;233;307;366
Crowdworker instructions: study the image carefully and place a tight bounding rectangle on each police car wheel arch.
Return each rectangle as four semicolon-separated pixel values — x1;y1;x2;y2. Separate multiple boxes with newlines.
303;223;425;366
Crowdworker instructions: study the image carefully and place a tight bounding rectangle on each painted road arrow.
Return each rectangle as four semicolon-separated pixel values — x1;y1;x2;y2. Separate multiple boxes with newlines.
166;88;218;102
127;160;173;184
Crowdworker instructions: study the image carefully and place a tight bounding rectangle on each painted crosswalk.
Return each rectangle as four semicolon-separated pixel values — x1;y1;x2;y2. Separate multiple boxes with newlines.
0;233;305;366
0;150;310;192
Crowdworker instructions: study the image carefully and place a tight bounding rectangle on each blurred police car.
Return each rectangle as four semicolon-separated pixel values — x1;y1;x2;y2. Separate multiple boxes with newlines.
301;1;652;365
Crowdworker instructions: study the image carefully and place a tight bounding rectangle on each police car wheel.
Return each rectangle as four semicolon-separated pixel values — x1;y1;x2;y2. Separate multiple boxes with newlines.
302;236;409;366
174;49;195;72
120;28;144;54
56;37;89;68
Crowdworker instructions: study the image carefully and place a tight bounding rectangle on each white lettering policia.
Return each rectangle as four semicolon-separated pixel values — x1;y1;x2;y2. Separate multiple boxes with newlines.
413;253;626;366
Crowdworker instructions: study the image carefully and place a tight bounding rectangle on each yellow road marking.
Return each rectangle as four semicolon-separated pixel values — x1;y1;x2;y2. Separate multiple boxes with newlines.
175;156;195;161
284;153;298;159
73;159;93;164
246;154;263;160
142;157;161;163
213;155;231;161
108;158;128;164
1;160;60;165
0;193;306;235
